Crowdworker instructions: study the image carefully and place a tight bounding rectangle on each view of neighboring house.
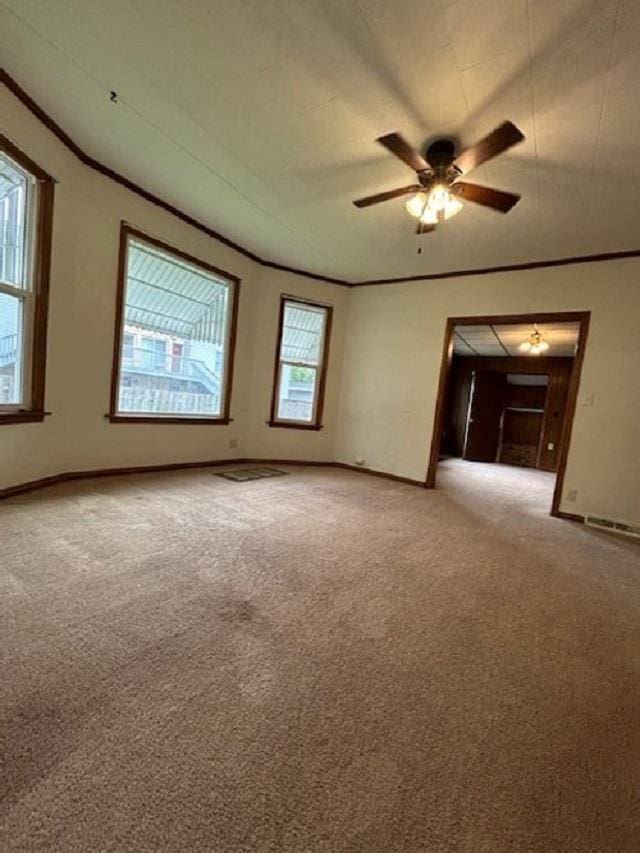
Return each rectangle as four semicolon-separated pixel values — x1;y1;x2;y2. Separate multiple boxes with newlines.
118;326;224;416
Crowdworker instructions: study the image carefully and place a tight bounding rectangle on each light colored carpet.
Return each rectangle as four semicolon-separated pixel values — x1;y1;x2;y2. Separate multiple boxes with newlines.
1;460;639;852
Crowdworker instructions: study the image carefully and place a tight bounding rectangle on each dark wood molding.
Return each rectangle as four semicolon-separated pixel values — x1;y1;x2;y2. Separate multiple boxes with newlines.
0;410;51;425
425;318;455;488
0;133;54;426
268;294;333;431
555;510;585;523
266;420;323;431
108;222;240;423
0;457;247;500
0;69;351;289
425;311;591;519
354;250;640;287
4;70;639;289
108;415;233;425
550;312;590;518
446;311;590;327
333;461;423;486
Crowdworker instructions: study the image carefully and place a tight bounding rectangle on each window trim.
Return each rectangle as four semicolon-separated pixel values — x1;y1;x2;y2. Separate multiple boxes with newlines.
0;133;54;425
108;222;240;425
268;294;333;431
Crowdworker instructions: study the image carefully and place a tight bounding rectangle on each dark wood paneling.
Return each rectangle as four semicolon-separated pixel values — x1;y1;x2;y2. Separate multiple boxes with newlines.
448;356;572;472
505;384;546;409
501;409;543;446
464;371;508;462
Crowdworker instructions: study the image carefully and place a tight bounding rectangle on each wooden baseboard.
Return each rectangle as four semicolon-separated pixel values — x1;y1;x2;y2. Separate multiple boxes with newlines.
0;457;426;500
0;458;246;500
554;510;585;523
333;461;424;487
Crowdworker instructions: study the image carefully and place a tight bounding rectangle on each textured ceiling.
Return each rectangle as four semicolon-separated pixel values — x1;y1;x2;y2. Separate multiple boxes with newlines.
2;0;639;281
454;322;580;357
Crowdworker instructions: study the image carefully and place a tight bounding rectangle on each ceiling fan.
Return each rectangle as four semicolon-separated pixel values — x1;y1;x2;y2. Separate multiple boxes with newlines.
352;121;525;235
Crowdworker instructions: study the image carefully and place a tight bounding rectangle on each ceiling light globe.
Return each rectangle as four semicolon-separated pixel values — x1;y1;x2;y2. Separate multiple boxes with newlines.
539;341;550;352
428;184;450;212
519;341;532;352
405;193;428;218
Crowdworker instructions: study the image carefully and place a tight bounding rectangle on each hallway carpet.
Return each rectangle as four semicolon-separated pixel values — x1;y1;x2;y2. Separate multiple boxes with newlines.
1;461;639;852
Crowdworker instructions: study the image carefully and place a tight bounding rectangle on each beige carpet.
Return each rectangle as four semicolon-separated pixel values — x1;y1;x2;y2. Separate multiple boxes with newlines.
1;460;639;852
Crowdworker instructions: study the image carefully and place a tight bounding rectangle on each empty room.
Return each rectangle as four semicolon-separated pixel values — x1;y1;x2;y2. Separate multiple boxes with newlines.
1;2;639;851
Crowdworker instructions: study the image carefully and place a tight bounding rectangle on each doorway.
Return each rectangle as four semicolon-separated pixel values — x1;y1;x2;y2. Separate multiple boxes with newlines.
426;312;590;518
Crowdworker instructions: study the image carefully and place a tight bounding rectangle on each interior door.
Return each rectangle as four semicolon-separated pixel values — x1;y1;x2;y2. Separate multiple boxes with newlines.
463;370;508;462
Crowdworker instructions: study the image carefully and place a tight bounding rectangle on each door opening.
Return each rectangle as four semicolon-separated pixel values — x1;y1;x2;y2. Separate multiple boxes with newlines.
425;312;590;519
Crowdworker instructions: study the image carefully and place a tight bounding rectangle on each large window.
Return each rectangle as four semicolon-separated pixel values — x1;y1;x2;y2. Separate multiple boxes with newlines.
0;135;54;424
269;296;332;430
110;225;239;423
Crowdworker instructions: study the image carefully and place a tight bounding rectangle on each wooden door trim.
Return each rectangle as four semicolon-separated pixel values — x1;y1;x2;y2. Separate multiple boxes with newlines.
425;311;591;519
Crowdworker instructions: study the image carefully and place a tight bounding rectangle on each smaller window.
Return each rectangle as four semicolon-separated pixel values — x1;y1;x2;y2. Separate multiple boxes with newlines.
269;296;332;430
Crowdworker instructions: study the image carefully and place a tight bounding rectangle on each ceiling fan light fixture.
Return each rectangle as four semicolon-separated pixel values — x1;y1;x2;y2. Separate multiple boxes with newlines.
405;187;463;223
405;192;428;218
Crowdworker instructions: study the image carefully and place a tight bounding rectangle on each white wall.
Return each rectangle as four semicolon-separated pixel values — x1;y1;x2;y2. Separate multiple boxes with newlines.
0;85;345;490
335;265;640;526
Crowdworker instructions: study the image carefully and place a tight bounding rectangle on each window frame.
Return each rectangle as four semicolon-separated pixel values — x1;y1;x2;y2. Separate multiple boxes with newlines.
0;133;54;425
109;222;240;425
268;294;333;431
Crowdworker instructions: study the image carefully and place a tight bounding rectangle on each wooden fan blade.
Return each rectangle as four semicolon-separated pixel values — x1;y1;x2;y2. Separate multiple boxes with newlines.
353;184;421;208
377;133;429;173
416;220;436;235
453;121;524;175
454;181;521;213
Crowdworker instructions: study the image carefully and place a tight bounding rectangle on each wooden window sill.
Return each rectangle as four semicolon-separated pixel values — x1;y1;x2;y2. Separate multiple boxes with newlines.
107;414;233;425
0;411;51;425
266;420;323;431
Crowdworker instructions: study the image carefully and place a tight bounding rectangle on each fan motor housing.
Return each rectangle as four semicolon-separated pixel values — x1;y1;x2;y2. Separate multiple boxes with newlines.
426;138;456;167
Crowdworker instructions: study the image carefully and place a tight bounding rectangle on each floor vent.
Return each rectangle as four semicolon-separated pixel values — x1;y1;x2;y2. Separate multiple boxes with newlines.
216;467;288;482
585;516;640;539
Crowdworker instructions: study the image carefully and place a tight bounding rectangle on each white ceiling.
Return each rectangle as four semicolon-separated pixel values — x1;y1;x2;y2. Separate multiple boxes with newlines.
454;322;580;357
2;0;640;281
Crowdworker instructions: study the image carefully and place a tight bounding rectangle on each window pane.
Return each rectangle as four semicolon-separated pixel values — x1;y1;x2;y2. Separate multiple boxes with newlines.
117;239;233;417
0;154;29;288
277;364;317;422
0;292;23;404
280;302;325;365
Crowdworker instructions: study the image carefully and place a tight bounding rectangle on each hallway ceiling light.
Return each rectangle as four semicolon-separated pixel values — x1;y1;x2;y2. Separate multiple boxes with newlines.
519;326;550;355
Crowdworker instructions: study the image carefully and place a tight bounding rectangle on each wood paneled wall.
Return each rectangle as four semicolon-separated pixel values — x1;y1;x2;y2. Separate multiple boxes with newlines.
443;356;573;471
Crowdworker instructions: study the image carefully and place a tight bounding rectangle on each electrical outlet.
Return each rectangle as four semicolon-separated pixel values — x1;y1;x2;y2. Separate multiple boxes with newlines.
582;394;594;407
547;442;555;451
567;488;578;502
229;438;238;449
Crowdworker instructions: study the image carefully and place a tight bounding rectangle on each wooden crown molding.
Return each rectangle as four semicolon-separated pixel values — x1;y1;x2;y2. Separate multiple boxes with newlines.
3;68;640;288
